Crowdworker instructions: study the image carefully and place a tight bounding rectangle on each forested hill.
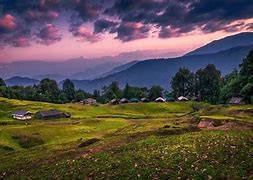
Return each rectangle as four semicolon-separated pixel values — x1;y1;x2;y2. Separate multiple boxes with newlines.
73;45;253;92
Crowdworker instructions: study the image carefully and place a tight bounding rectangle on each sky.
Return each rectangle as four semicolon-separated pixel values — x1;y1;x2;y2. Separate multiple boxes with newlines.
0;0;252;62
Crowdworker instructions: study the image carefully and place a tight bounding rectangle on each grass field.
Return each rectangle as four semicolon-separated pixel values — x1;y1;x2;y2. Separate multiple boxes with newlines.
0;97;252;179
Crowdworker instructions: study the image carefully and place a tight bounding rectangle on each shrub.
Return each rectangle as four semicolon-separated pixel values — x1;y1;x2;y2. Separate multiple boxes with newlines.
12;134;44;148
78;138;101;148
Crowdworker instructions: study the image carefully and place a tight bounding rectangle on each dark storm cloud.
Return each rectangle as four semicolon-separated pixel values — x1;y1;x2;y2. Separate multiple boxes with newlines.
0;0;252;49
36;24;62;45
94;18;118;34
116;22;151;42
106;0;253;39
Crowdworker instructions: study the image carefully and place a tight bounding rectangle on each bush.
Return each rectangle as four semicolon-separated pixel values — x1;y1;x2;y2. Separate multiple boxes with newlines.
78;138;101;148
12;134;44;148
0;145;14;151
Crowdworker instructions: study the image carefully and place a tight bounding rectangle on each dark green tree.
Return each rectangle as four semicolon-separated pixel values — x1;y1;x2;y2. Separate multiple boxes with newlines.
0;78;6;87
219;70;241;103
171;67;194;98
148;85;163;100
195;64;222;104
239;49;253;103
93;90;100;99
62;79;75;102
103;81;122;100
37;78;60;102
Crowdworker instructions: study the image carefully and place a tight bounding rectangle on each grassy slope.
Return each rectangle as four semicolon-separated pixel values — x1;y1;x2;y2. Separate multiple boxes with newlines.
0;97;252;179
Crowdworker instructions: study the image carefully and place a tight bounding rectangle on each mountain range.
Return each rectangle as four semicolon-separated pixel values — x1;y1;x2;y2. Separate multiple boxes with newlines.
3;32;253;92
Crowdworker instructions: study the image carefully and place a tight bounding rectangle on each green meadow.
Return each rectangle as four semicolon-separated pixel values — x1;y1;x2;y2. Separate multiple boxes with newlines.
0;97;252;179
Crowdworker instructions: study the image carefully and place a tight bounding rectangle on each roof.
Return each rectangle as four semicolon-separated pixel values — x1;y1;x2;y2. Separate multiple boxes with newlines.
12;110;32;116
177;96;189;101
155;97;166;102
85;98;96;102
166;97;175;101
229;97;244;104
141;97;149;102
37;109;65;117
120;98;129;102
130;98;139;102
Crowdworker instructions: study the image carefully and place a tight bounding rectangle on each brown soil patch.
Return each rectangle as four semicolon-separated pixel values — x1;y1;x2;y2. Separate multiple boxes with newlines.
198;119;253;130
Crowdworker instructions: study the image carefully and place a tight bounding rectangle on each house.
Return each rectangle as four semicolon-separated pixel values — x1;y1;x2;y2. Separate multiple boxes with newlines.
177;96;189;101
110;99;119;105
120;98;129;104
141;97;149;102
166;97;175;102
155;97;166;102
84;98;97;105
130;98;139;103
229;97;245;105
35;109;71;119
12;110;32;120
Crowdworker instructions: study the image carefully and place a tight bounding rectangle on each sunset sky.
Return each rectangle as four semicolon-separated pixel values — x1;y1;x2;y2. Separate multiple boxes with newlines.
0;0;252;62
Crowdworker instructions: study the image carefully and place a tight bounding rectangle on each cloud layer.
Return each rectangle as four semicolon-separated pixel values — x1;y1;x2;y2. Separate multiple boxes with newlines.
0;0;252;49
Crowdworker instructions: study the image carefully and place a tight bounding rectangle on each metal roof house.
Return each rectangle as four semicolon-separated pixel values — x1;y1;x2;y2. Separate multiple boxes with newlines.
141;97;149;102
84;98;97;105
177;96;189;101
120;98;129;104
35;109;71;119
155;97;166;102
110;99;119;105
12;110;32;120
229;97;245;105
130;98;139;103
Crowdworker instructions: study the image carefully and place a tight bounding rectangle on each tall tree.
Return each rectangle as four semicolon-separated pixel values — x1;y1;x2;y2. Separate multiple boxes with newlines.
62;79;75;101
148;85;163;100
171;67;195;98
195;64;221;104
38;78;60;102
103;81;122;100
219;70;241;103
0;78;6;87
239;49;253;102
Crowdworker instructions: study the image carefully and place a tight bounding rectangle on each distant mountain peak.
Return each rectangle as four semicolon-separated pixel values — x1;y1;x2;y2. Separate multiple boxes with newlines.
185;32;253;56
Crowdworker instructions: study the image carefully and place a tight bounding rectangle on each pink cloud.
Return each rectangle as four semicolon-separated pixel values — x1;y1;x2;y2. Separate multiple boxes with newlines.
12;37;31;47
0;14;17;31
37;24;62;45
25;10;59;22
72;26;102;43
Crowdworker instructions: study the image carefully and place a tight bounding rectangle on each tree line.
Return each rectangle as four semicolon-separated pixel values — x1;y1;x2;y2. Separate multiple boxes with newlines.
0;77;164;104
171;49;253;104
0;49;252;104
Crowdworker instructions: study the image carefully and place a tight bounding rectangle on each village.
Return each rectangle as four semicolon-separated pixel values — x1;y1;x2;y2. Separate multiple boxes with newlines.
11;96;245;121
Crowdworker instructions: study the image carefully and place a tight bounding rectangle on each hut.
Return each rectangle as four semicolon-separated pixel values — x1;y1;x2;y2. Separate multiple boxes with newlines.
120;98;129;104
229;97;245;105
130;98;139;103
166;97;175;102
12;110;32;120
155;97;166;103
35;109;71;119
141;97;149;103
84;98;97;105
110;99;119;105
177;96;189;101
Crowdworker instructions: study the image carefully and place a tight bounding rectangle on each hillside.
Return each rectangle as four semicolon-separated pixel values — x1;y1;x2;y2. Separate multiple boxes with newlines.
96;60;139;79
5;76;39;87
186;32;253;56
74;45;253;92
0;97;252;178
